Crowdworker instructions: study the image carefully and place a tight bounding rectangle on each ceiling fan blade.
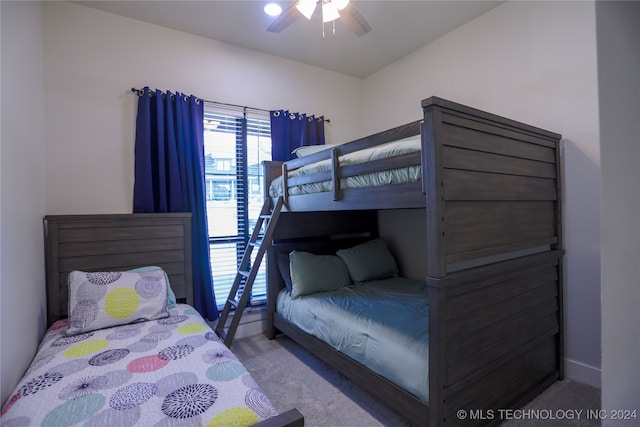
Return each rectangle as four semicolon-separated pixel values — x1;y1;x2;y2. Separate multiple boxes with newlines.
338;3;371;36
267;1;303;33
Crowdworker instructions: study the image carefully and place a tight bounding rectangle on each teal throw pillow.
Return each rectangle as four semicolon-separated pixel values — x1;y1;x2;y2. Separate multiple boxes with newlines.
289;251;351;299
336;238;399;283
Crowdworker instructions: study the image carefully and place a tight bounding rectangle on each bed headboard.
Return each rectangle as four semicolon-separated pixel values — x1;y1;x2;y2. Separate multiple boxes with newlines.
43;213;193;327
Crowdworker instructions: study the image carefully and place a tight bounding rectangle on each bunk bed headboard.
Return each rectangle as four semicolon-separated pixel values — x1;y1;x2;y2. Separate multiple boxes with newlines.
43;213;193;327
421;96;563;278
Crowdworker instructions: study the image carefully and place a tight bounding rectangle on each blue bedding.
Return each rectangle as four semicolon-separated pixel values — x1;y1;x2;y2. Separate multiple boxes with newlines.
277;277;429;402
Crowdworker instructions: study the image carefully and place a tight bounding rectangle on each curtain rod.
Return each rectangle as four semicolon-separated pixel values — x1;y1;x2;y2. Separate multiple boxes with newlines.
130;87;268;113
130;87;329;122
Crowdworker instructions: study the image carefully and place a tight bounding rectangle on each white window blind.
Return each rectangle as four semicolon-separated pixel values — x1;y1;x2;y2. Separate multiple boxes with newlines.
203;103;271;308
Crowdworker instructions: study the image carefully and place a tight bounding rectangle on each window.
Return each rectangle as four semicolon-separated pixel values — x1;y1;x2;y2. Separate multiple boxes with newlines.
204;104;272;308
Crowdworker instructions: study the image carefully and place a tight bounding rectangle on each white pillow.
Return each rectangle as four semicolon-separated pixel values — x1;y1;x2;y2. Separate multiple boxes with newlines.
66;269;169;335
292;144;343;157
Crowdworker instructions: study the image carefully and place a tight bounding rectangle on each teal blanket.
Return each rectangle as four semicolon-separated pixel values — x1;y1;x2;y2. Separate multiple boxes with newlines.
277;277;429;402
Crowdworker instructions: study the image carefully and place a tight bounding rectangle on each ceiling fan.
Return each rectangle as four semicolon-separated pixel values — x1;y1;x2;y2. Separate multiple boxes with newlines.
267;0;371;37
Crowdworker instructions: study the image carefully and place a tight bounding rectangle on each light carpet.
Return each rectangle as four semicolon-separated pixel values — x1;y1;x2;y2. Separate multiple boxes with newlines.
232;333;600;427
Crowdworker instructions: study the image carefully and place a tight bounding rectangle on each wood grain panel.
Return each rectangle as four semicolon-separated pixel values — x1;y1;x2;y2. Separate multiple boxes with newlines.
446;266;559;318
444;146;557;179
288;170;332;187
272;210;377;240
58;224;185;242
442;121;557;161
446;284;558;338
44;213;193;326
445;201;557;259
281;181;425;211
444;169;557;201
445;337;558;424
447;304;559;361
59;237;184;257
432;99;561;146
341;152;421;177
59;250;185;272
428;251;562;425
447;308;559;384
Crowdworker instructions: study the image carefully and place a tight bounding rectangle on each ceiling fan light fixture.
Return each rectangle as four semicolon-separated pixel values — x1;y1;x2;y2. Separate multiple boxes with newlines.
263;3;282;17
332;0;349;10
322;1;340;23
267;0;370;37
296;0;317;20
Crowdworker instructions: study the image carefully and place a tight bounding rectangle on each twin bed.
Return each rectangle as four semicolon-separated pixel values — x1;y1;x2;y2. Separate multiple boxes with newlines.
263;96;564;426
1;214;303;427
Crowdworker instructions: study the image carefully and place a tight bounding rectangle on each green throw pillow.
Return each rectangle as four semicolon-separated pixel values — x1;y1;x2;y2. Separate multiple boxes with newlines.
289;251;352;299
336;238;399;283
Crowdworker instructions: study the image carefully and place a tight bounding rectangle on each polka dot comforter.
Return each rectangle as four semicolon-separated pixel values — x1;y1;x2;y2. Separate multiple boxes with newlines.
1;304;277;427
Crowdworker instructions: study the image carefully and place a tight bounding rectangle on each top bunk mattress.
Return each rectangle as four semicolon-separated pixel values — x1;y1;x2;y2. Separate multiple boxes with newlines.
269;135;422;197
276;277;429;402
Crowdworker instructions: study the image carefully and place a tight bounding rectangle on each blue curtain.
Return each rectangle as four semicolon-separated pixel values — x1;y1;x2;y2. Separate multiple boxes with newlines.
133;87;218;321
270;110;325;161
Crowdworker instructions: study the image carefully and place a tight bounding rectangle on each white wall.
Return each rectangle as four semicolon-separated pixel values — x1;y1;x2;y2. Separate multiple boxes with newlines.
596;1;640;422
371;1;602;388
0;1;47;406
43;1;365;215
0;0;365;405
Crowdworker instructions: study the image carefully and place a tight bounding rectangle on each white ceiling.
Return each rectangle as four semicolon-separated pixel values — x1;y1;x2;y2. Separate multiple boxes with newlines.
74;1;503;78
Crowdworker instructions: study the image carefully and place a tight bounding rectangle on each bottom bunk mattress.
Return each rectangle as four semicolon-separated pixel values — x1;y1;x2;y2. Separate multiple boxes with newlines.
1;304;277;427
276;277;429;402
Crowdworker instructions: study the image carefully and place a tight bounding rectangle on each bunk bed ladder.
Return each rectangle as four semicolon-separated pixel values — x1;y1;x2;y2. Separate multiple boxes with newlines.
215;197;284;348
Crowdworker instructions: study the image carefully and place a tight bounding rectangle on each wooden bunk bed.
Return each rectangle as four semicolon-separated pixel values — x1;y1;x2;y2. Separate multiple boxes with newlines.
263;97;564;426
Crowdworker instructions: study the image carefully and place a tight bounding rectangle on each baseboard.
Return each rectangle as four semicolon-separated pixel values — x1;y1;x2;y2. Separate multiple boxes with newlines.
565;358;601;389
208;307;267;340
233;308;267;339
